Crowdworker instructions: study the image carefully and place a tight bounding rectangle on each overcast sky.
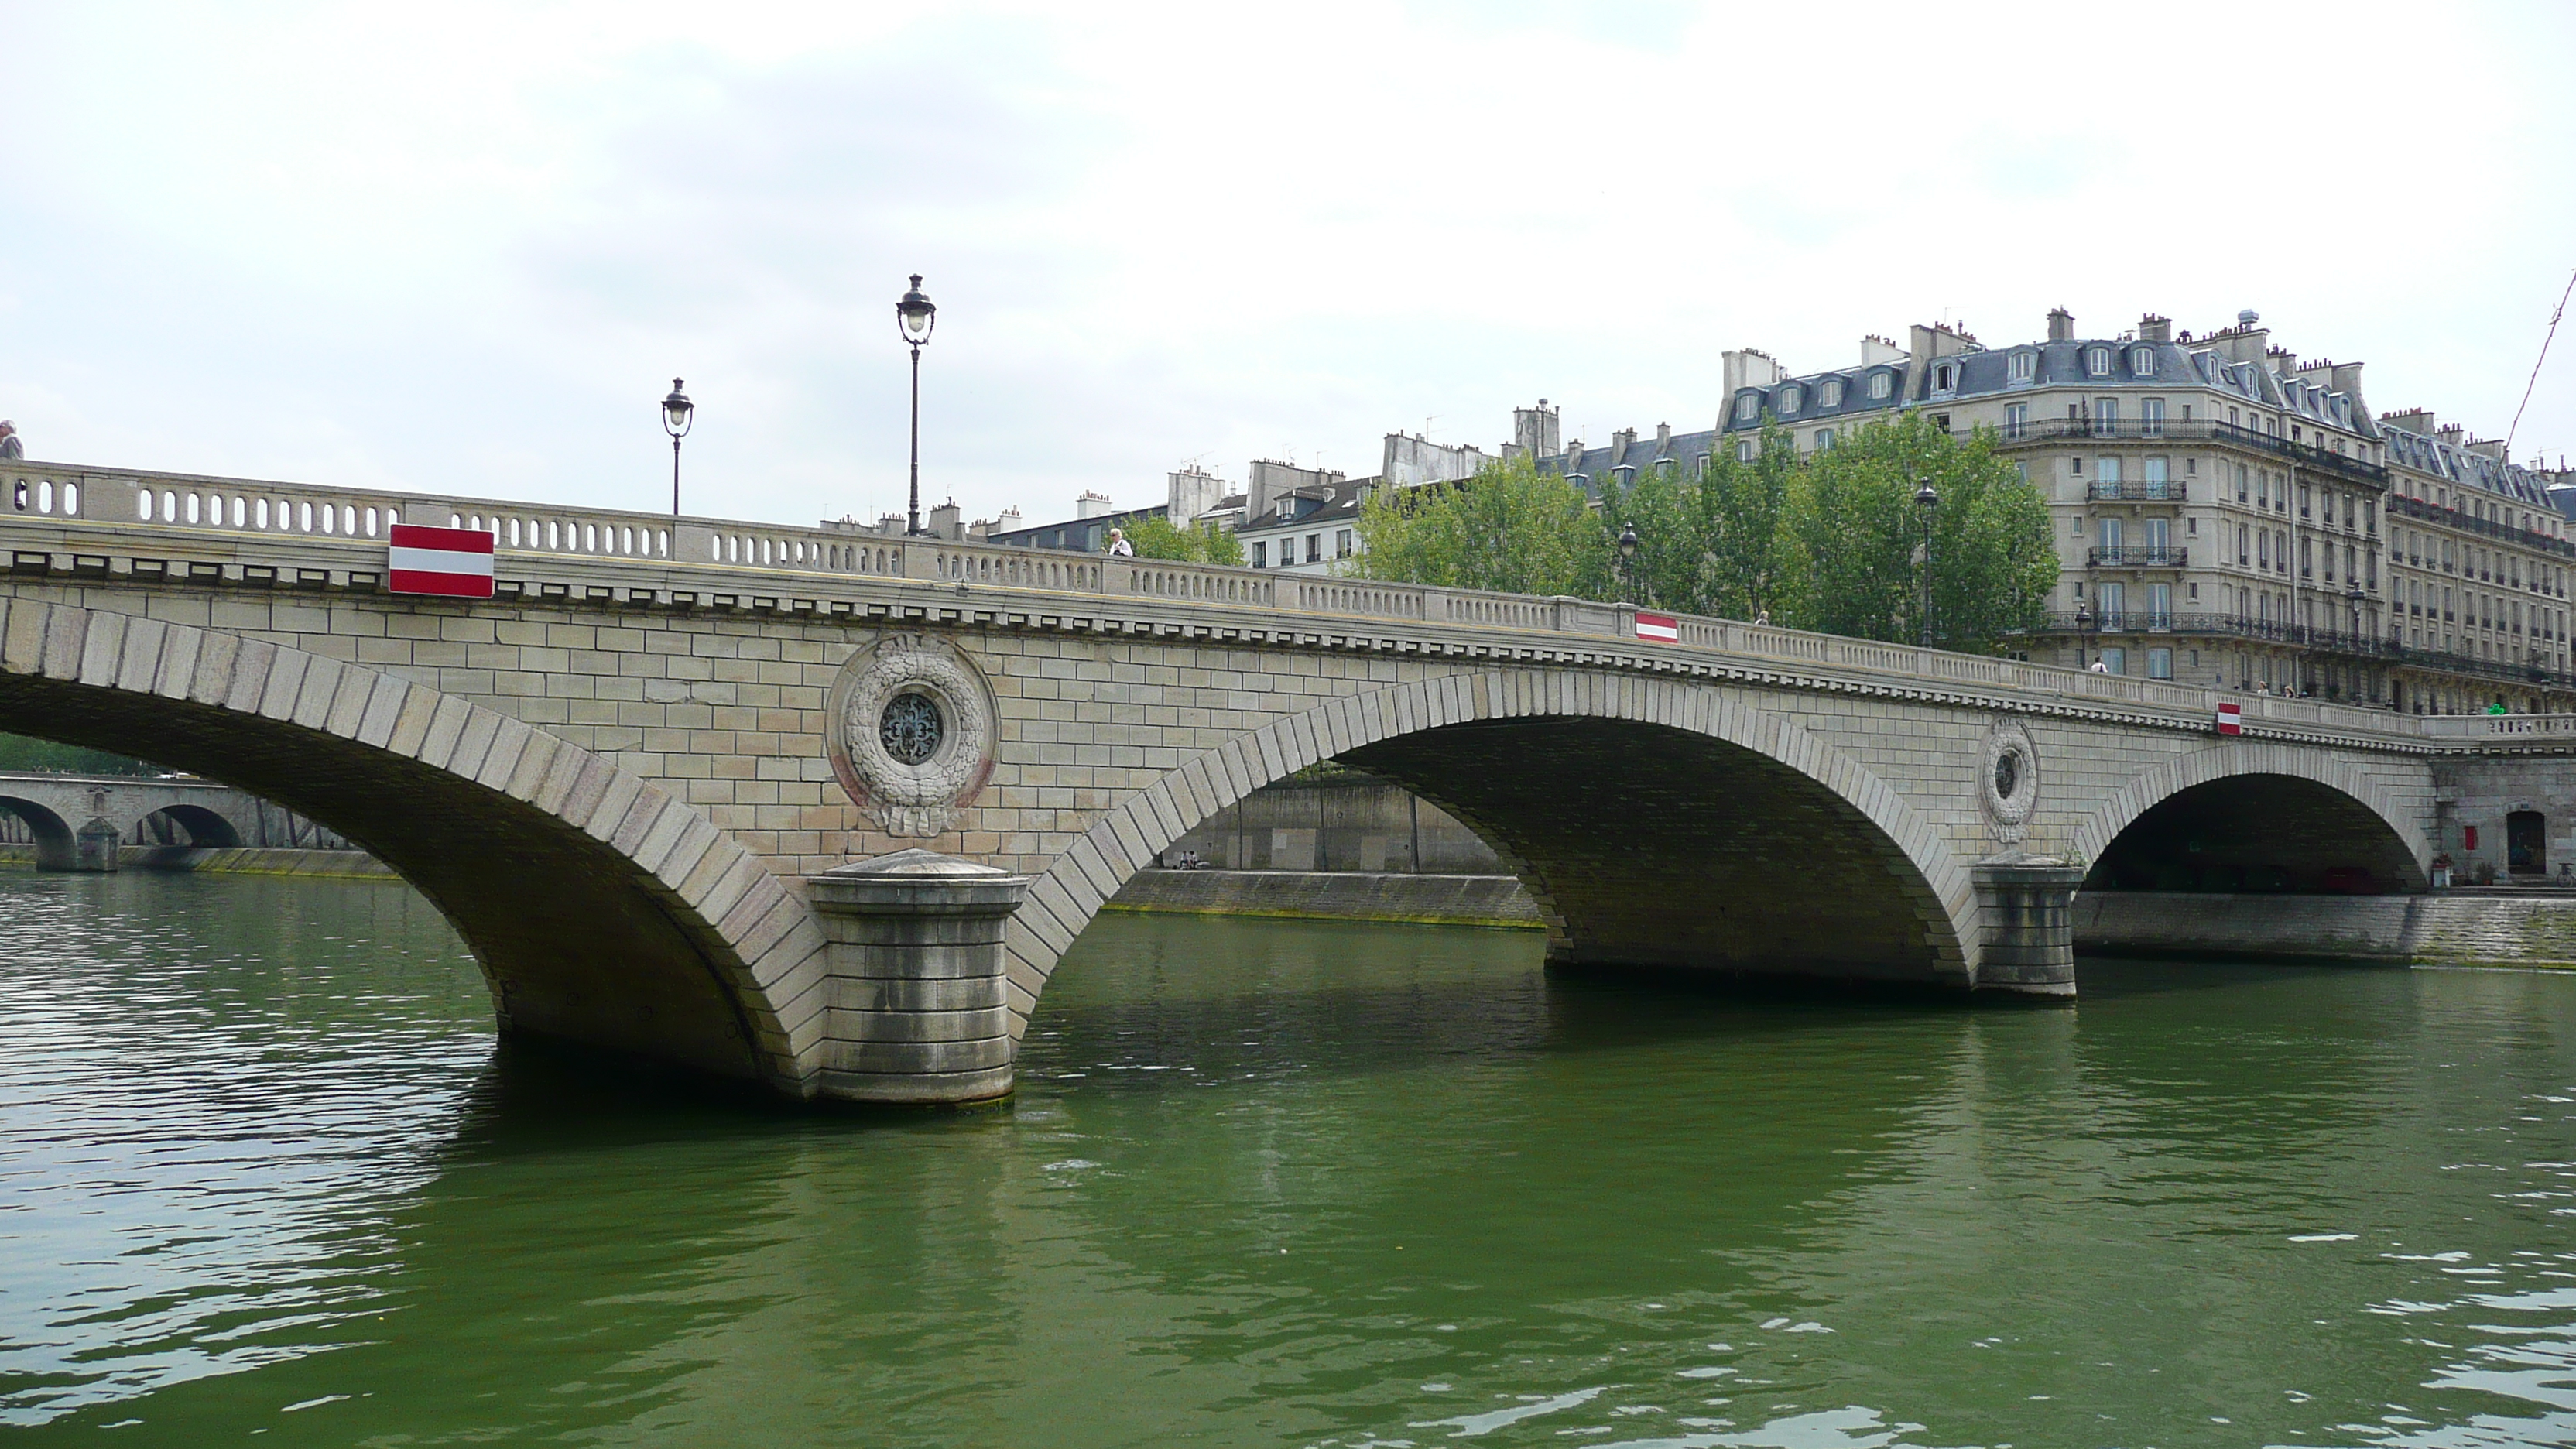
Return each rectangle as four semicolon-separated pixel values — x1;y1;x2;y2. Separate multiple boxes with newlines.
4;2;2573;531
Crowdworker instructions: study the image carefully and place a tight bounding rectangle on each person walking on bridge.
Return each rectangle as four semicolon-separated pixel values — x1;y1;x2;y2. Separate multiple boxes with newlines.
0;421;21;460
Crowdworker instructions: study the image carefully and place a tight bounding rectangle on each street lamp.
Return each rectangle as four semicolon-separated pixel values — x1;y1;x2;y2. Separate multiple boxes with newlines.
2076;598;2094;670
1914;478;1940;649
896;274;937;536
660;379;694;516
1616;520;1640;605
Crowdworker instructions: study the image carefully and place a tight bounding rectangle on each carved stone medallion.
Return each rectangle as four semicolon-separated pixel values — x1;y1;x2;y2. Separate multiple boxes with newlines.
1980;717;2039;845
826;633;998;837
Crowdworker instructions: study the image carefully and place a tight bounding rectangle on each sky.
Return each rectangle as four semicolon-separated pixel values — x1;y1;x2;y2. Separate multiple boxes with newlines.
3;2;2574;533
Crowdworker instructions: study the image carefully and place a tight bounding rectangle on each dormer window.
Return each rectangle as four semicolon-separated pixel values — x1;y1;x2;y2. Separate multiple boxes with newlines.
2085;346;2112;377
2130;347;2155;377
1869;371;1893;399
1735;393;1759;422
1778;385;1803;413
2009;351;2035;382
1820;378;1844;406
1934;363;1958;392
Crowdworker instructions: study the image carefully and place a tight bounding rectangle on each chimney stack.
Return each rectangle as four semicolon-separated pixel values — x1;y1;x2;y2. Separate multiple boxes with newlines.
2046;308;2075;342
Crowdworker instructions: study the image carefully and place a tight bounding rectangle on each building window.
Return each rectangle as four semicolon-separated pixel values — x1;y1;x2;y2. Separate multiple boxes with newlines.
1251;541;1266;567
1778;385;1802;413
1815;428;1835;449
2009;350;2035;382
2100;646;2127;675
1736;440;1754;462
2093;399;2119;437
2086;346;2112;377
2099;518;2123;551
2147;646;2174;678
1336;529;1354;558
1735;394;1759;422
1934;363;1957;392
1821;378;1844;406
2143;456;2170;496
2003;402;2028;440
2098;456;2122;485
1869;371;1892;399
2131;347;2156;377
2142;398;2166;437
1306;534;1322;564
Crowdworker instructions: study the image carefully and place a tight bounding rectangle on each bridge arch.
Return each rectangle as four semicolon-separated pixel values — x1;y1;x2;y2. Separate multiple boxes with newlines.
0;793;77;869
138;802;244;848
2075;744;2430;894
0;599;827;1094
1005;671;1982;1033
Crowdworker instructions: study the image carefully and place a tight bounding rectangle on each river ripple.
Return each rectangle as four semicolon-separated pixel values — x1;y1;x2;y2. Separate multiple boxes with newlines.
7;870;2576;1445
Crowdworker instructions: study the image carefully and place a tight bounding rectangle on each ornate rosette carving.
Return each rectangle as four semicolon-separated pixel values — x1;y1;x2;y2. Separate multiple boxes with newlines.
826;634;997;838
1981;717;2039;844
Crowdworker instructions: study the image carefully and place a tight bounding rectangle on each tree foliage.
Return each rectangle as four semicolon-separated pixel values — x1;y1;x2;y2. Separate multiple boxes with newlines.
1351;456;1608;598
0;732;156;775
1355;414;2055;653
1125;513;1246;566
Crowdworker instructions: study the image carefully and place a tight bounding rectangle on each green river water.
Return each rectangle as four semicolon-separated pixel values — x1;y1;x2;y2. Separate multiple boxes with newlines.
6;871;2576;1447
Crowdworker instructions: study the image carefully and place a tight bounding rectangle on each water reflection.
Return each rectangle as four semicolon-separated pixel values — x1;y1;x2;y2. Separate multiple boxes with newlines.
12;878;2576;1445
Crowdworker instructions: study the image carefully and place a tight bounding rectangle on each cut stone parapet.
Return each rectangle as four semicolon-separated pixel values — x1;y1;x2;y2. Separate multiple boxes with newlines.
1973;853;2083;996
810;848;1031;1105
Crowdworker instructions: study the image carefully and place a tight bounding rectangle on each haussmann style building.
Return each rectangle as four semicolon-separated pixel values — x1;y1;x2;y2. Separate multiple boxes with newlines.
1715;309;2576;714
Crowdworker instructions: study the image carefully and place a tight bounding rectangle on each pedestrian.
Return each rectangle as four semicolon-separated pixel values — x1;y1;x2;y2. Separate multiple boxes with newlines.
2088;659;2108;673
0;421;20;460
1105;527;1132;557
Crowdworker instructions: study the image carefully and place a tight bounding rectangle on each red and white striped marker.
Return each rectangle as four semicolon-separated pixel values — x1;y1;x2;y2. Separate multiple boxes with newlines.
2215;700;2242;735
1633;611;1679;643
387;524;495;598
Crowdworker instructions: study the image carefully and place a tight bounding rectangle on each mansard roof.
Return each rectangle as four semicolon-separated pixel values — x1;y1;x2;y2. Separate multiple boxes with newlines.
1723;335;2371;440
2381;423;2548;507
1536;425;1724;491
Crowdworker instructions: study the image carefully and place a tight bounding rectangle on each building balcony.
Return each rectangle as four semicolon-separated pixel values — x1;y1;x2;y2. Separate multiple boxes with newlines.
2087;479;2186;502
2032;613;2574;690
2005;419;2389;488
2086;546;2187;567
2389;492;2576;564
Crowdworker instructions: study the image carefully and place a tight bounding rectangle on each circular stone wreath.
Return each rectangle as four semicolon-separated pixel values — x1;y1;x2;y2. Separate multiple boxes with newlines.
827;635;997;837
1980;718;2039;844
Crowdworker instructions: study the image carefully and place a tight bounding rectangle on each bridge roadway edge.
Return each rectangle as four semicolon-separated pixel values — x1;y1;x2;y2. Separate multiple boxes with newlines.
0;497;2500;1101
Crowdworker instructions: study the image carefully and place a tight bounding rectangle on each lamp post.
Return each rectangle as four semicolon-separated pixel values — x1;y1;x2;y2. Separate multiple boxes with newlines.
1616;520;1640;605
660;379;694;516
2076;598;2094;670
896;274;937;536
1914;478;1940;649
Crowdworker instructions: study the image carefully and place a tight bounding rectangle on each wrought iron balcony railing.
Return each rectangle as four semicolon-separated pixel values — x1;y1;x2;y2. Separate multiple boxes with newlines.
2086;546;2187;567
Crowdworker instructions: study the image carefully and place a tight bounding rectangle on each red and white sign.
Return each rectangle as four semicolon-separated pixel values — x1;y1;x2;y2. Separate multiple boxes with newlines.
2215;701;2242;735
1634;611;1680;643
387;524;495;598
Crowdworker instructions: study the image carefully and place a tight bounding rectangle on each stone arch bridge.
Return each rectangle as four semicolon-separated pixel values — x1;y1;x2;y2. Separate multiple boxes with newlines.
0;772;258;868
0;460;2520;1104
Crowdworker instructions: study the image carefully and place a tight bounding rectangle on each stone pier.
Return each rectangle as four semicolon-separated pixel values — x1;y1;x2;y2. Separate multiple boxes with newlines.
809;849;1029;1105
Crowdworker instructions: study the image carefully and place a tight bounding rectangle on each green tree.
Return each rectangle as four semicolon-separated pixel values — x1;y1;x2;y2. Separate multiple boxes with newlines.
1783;413;2054;650
0;731;157;775
1125;514;1247;566
1352;456;1605;597
1595;420;1800;619
1354;414;2055;654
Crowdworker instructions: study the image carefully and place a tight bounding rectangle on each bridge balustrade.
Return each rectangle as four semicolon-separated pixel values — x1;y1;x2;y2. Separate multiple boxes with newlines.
0;455;2502;748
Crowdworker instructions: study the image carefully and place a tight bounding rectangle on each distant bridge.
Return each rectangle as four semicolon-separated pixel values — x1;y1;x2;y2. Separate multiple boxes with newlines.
1;457;2556;1103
